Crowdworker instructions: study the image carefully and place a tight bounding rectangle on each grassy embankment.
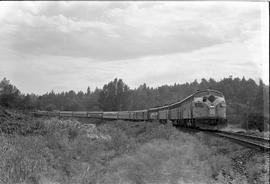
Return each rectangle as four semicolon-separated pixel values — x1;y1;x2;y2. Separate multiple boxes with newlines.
0;110;269;184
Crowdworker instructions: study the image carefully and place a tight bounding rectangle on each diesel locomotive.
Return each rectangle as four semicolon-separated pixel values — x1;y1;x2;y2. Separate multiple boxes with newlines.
35;89;227;130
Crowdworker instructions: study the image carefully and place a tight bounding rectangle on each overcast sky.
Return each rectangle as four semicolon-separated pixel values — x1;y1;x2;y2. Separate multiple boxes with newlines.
0;1;268;94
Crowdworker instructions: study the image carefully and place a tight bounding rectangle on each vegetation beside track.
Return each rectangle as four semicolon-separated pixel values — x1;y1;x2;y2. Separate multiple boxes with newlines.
0;114;269;184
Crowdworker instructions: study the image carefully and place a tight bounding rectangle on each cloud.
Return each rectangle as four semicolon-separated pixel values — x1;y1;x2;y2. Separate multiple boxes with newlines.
0;2;261;61
0;1;268;94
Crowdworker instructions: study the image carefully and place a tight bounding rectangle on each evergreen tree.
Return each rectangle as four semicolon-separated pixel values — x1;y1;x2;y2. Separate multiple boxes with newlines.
0;78;21;108
98;78;130;111
253;79;264;112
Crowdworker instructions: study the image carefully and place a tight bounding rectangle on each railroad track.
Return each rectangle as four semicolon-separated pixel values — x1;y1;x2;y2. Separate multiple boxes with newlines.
214;131;270;151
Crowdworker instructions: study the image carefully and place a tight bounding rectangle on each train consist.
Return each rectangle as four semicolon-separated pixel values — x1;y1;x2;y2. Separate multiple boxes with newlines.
35;89;227;130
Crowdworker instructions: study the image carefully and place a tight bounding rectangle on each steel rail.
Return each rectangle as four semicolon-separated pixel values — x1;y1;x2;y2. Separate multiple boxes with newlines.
214;131;270;151
219;131;269;141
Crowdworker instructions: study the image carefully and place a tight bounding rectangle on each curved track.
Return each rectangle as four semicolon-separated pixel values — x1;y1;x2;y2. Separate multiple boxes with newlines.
214;131;270;151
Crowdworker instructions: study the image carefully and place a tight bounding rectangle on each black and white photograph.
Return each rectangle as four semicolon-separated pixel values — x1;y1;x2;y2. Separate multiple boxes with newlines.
0;1;269;184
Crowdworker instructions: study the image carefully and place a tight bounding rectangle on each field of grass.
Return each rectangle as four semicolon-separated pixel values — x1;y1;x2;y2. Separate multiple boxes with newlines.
0;117;269;184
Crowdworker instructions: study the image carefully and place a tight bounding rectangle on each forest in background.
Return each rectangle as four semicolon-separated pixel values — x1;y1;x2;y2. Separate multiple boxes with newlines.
0;76;269;131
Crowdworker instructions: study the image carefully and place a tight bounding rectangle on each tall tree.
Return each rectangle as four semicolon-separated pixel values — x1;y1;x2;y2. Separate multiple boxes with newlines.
86;87;91;96
98;78;130;111
0;78;21;108
253;79;264;112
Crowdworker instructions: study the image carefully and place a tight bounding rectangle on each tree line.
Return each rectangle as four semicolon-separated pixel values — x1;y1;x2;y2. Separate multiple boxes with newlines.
0;76;269;130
